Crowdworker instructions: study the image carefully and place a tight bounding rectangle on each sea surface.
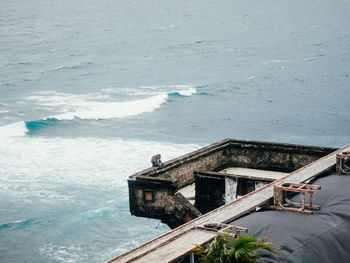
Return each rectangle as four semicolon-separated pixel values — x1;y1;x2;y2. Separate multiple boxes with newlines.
0;0;349;262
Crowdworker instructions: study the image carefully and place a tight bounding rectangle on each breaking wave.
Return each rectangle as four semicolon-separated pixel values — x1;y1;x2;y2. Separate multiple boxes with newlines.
0;218;37;230
50;93;168;121
0;121;28;138
0;86;197;137
168;87;197;97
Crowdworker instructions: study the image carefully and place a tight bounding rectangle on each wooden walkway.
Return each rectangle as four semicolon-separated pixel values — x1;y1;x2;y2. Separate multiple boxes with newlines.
108;143;350;263
132;228;216;263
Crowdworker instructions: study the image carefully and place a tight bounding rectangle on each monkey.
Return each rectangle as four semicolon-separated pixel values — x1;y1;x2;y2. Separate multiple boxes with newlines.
151;154;164;167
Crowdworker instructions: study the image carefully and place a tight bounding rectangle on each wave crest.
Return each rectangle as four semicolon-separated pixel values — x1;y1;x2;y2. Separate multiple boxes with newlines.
51;93;168;120
0;218;37;230
168;87;197;97
0;86;197;137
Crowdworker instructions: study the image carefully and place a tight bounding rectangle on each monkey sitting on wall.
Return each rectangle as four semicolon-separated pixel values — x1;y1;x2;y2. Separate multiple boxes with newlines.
151;154;164;167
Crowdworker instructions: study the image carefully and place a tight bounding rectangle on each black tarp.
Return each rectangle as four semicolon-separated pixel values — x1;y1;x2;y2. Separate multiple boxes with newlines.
229;174;350;262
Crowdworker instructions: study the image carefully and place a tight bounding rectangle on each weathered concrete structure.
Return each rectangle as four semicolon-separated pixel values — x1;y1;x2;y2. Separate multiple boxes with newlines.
109;141;350;263
128;139;335;228
194;169;288;213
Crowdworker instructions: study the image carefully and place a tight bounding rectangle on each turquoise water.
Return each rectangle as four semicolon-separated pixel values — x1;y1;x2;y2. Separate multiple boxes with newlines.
0;0;349;262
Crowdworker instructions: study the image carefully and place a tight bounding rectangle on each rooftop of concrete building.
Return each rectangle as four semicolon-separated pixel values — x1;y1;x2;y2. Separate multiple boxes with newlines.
108;140;350;263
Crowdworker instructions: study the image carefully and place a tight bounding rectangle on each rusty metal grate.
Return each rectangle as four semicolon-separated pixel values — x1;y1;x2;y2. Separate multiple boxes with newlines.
196;223;247;238
336;152;350;175
272;183;321;215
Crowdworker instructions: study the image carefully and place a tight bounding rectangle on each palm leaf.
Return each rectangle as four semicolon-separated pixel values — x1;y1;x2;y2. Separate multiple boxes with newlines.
196;234;278;263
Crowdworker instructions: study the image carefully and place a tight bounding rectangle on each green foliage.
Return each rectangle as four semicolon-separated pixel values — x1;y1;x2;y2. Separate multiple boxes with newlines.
193;234;278;263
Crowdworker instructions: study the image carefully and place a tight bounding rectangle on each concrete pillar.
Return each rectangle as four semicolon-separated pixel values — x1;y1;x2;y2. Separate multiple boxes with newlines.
225;177;237;204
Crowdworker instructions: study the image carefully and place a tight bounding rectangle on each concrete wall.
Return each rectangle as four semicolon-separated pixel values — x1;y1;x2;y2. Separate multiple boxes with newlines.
128;178;201;228
225;146;329;172
194;172;225;214
130;139;232;189
128;139;337;228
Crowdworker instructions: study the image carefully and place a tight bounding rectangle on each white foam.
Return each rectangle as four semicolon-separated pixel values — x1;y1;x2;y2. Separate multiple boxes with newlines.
39;244;86;263
0;136;199;262
173;87;197;96
269;59;282;63
136;85;195;95
13;219;26;224
0;121;28;138
0;86;197;137
24;91;99;110
1;86;198;137
0;136;200;201
51;93;168;120
24;86;196;121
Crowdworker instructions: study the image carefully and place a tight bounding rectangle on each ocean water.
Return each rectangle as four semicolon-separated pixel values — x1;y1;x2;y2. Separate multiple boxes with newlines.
0;0;349;262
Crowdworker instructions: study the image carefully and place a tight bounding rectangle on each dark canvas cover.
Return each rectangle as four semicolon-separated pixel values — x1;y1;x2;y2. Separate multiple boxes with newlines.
230;174;350;262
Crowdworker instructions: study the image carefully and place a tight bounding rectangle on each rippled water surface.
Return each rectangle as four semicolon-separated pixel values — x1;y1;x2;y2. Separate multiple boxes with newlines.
0;0;349;262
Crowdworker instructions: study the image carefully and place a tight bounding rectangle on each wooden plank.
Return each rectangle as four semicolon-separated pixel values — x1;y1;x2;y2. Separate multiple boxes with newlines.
108;143;350;263
131;229;216;263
